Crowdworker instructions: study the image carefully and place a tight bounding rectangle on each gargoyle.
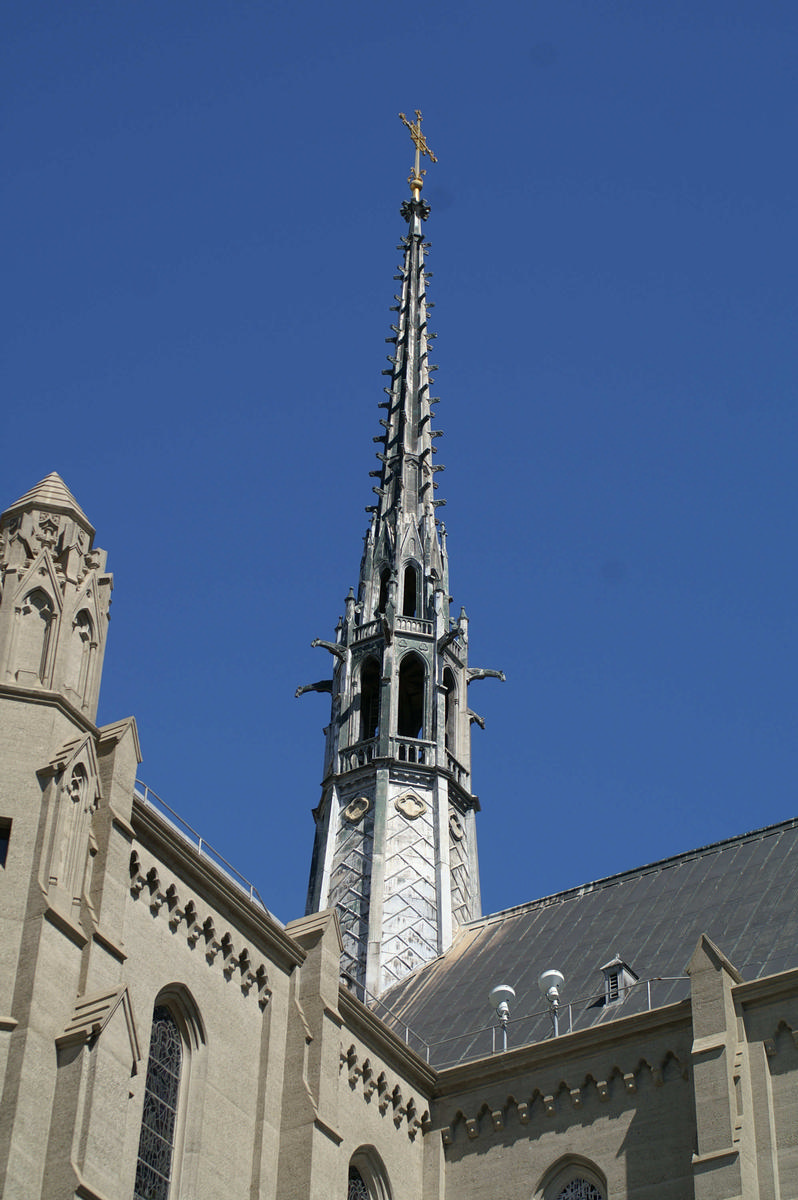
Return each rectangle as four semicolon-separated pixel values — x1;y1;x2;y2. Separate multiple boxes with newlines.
310;638;347;662
295;680;333;699
466;708;486;730
466;668;506;683
437;627;462;653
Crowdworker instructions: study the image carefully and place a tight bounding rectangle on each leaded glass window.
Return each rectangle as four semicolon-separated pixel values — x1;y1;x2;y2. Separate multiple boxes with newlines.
556;1181;603;1200
348;1166;370;1200
134;1005;183;1200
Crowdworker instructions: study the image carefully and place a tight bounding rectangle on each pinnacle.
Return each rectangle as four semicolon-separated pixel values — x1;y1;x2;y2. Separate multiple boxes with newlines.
3;472;95;534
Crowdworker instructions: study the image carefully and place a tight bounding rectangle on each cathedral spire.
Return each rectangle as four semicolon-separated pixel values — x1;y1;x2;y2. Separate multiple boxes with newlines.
299;121;504;998
360;112;446;629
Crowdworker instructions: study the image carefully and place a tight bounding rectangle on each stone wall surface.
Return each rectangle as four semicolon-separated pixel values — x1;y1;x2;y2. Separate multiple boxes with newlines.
1;671;798;1200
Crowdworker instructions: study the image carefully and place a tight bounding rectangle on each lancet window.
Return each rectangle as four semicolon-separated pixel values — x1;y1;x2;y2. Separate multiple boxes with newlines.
73;609;94;699
360;656;381;741
443;667;456;752
539;1156;606;1200
134;1005;183;1200
16;588;55;684
397;652;425;739
347;1149;391;1200
401;563;418;617
377;568;390;615
556;1183;603;1200
348;1167;370;1200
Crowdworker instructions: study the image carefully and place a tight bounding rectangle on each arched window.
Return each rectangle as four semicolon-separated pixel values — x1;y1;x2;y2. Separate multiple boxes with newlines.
65;609;94;706
536;1157;606;1200
135;1005;182;1200
347;1147;391;1200
349;1167;370;1200
443;667;457;752
134;991;205;1200
360;656;380;741
401;563;418;617
377;568;390;615
397;652;425;739
16;588;55;684
556;1184;603;1200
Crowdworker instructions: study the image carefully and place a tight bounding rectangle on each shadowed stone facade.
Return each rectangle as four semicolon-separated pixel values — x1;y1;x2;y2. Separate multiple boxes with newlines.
1;170;797;1200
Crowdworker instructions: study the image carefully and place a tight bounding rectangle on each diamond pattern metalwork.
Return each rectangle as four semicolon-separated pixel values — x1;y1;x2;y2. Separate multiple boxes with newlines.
329;799;374;988
449;811;471;925
382;800;438;987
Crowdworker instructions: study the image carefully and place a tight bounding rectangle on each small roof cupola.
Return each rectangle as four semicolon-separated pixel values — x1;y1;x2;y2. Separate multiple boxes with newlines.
600;954;639;1004
299;116;505;998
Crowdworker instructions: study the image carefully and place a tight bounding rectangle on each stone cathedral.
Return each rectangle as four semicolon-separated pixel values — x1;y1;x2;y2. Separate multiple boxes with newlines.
1;119;798;1200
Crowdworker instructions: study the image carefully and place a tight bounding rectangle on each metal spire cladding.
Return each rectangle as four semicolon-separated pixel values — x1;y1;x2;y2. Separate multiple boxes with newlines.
299;118;504;996
359;112;446;627
367;196;443;530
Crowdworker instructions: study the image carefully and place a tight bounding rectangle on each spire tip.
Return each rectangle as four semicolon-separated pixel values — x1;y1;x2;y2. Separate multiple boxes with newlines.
399;110;437;199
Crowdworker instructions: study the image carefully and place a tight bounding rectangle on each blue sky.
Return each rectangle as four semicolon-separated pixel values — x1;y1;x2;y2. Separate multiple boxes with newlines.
5;1;797;923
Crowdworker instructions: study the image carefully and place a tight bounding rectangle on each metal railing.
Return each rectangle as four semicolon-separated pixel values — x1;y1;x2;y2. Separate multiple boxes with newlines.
134;781;268;911
342;974;433;1060
346;975;690;1068
420;977;691;1068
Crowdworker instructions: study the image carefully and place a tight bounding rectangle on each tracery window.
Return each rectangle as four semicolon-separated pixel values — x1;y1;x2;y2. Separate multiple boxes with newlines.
347;1148;391;1200
348;1166;370;1200
556;1182;603;1200
134;1005;183;1200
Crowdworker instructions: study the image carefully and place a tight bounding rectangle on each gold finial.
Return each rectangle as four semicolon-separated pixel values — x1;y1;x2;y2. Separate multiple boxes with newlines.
399;110;437;199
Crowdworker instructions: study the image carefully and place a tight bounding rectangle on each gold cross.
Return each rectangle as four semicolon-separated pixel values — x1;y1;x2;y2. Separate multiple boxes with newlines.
399;110;437;197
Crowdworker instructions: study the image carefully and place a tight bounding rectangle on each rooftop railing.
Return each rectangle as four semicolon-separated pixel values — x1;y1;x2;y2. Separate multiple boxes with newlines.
134;781;268;912
346;975;690;1067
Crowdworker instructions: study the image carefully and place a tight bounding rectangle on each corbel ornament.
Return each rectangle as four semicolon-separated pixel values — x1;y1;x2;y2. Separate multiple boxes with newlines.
337;1041;428;1140
128;850;271;1007
440;1048;692;1146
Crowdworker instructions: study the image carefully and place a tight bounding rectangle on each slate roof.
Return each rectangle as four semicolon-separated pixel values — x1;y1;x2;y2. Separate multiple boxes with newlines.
3;472;94;534
378;815;798;1067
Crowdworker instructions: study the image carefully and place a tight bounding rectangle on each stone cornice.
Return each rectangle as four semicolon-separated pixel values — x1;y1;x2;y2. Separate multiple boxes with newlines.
338;987;437;1096
324;760;477;809
433;999;692;1098
733;966;798;1008
0;682;98;735
131;797;305;973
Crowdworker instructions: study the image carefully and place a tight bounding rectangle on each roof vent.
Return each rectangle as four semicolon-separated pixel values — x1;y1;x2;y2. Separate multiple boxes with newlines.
600;954;638;1004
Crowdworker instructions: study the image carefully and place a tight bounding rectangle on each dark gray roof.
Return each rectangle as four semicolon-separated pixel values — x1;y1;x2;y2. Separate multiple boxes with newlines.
377;816;798;1067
